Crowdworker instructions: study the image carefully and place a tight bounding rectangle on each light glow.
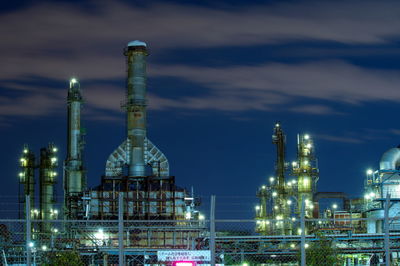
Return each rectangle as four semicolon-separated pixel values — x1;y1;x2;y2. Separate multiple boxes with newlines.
173;262;195;266
366;169;373;175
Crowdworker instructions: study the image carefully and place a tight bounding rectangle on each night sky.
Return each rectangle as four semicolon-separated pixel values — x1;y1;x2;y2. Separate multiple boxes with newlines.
1;0;400;219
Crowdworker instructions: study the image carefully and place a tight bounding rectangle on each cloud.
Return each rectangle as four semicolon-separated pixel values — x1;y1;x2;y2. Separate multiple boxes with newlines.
150;61;400;106
288;104;341;115
0;0;399;81
317;134;364;144
1;0;400;121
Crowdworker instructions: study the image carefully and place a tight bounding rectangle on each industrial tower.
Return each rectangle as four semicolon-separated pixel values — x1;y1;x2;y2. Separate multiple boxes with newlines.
256;123;319;235
64;78;85;219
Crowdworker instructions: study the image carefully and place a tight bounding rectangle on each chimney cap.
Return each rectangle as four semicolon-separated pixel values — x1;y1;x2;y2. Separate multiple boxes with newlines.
127;40;147;47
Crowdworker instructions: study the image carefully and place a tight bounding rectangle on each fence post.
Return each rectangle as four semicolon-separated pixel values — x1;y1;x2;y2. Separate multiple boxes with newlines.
118;192;124;266
300;198;306;266
384;193;391;266
210;195;216;266
26;195;31;266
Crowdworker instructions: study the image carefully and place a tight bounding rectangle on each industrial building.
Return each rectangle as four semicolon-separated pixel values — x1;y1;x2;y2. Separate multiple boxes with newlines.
10;40;400;265
17;41;204;259
255;123;400;238
255;123;319;235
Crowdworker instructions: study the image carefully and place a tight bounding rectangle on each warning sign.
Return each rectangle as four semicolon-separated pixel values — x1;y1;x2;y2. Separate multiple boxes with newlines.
157;250;211;262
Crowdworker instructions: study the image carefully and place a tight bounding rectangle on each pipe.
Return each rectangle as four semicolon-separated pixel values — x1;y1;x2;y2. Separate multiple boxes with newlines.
379;147;400;170
124;40;148;177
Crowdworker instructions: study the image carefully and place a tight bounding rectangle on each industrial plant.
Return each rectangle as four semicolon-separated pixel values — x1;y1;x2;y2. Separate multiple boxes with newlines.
14;40;204;264
4;40;400;265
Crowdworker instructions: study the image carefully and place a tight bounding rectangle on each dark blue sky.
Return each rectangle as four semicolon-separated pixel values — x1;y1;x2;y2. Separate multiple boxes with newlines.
1;0;400;219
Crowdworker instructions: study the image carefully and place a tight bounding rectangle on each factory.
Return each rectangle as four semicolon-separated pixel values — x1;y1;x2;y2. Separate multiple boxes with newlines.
11;40;400;265
255;123;319;235
255;122;400;237
17;41;204;257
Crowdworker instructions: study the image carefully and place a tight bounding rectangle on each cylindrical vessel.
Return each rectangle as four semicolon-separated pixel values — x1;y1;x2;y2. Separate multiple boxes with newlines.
125;41;148;177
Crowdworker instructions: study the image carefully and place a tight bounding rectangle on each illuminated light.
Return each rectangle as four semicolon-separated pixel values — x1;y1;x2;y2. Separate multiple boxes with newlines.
23;149;28;154
297;228;302;234
54;209;58;215
265;220;270;225
291;217;296;221
70;78;77;84
332;204;338;209
52;147;58;152
185;212;191;220
255;205;260;211
95;228;105;240
199;214;205;220
272;191;277;197
52;228;59;233
19;172;24;177
275;123;280;127
42;245;47;251
303;160;309;166
256;220;261;224
364;194;370;200
276;215;282;220
366;169;373;175
306;143;312;149
290;243;295;248
287;182;292;187
269;177;275;183
274;205;278;210
369;192;375;198
304;134;310;140
20;158;25;162
261;185;266;189
242;263;249;266
318;220;322;224
287;200;292;205
292;161;298;167
51;157;57;163
291;179;297;183
173;262;195;266
28;242;34;248
305;243;309;248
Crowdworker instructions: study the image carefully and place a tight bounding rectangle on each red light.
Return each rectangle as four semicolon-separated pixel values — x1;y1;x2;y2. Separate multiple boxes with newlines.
173;262;195;266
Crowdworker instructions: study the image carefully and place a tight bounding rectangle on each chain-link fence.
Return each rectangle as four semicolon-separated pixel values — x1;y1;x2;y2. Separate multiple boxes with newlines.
1;195;400;265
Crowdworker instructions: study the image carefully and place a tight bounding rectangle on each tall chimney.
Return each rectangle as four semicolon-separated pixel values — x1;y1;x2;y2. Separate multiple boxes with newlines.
124;40;148;177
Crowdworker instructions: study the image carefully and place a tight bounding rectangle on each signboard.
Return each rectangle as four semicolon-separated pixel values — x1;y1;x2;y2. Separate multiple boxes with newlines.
157;250;211;262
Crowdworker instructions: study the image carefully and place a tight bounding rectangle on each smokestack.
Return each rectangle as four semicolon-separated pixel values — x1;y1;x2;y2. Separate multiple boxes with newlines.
64;78;84;219
124;41;148;177
105;41;170;178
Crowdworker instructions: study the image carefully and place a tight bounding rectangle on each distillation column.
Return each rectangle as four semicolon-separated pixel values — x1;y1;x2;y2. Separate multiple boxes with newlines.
40;144;58;232
124;41;148;177
292;134;319;218
64;78;85;219
19;145;36;218
271;123;291;234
